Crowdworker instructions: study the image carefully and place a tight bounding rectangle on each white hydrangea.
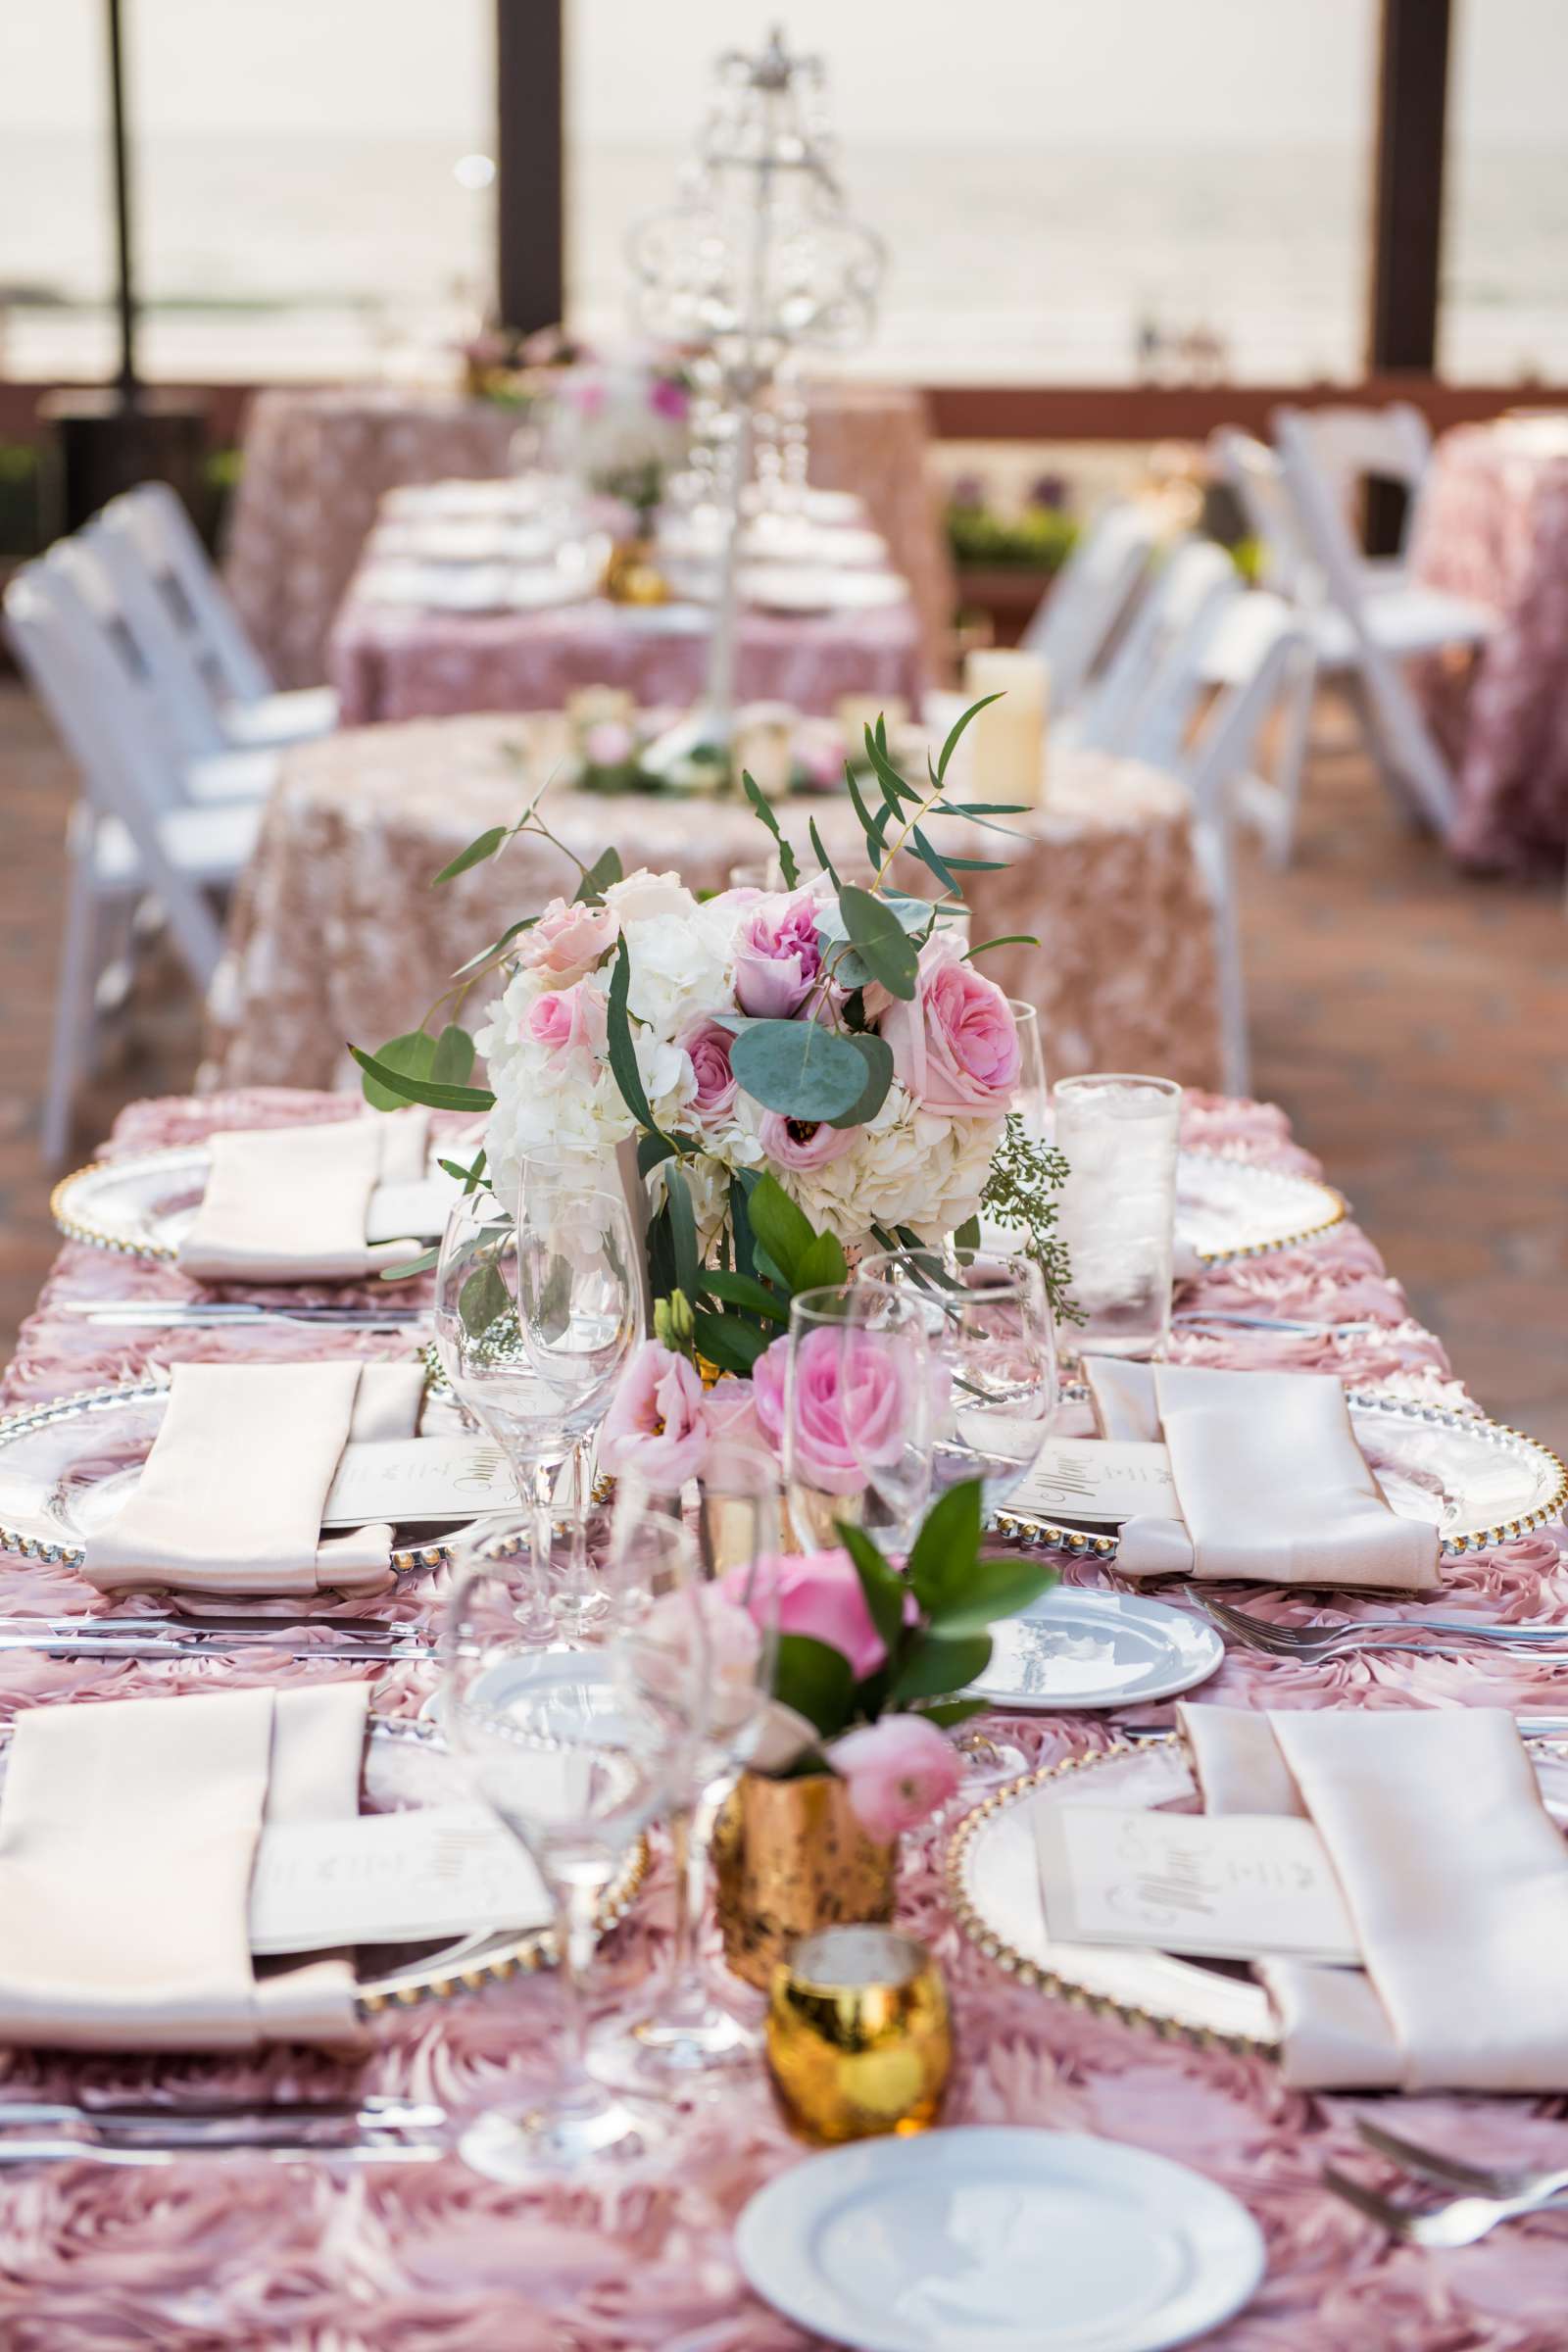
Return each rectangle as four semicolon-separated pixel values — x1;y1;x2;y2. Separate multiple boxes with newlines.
775;1086;1004;1246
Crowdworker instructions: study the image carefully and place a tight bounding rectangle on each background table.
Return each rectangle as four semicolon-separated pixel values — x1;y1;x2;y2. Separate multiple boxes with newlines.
224;381;956;693
328;578;926;726
7;1083;1567;2350
201;714;1224;1094
1410;417;1568;873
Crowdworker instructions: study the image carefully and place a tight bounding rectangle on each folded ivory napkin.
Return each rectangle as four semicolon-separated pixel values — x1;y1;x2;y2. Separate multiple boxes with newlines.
1084;1358;1439;1591
175;1111;430;1282
0;1683;368;2051
1178;1703;1568;2090
83;1360;425;1596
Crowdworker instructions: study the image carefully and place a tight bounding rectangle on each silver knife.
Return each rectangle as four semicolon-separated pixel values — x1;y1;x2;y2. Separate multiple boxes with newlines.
0;1613;423;1639
62;1303;424;1329
0;1633;432;1662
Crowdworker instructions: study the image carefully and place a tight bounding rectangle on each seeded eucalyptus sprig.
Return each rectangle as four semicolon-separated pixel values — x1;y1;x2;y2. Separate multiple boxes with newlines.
979;1113;1078;1324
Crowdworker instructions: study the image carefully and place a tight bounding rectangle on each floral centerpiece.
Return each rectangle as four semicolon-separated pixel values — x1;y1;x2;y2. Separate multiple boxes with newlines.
535;354;692;524
352;699;1071;1377
561;691;849;802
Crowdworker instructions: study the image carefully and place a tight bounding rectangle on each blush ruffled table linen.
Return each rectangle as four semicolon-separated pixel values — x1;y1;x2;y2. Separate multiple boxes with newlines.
3;1085;1568;2347
222;381;957;696
1408;418;1568;873
200;712;1225;1096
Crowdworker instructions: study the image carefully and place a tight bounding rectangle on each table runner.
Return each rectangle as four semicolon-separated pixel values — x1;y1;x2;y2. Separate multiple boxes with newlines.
2;1087;1566;2348
200;713;1224;1097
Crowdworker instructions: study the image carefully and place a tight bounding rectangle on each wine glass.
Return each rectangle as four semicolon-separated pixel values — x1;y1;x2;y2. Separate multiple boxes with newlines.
590;1444;782;2095
443;1523;706;2182
855;1242;1058;1789
1008;999;1049;1139
836;1281;939;1553
433;1182;642;1639
781;1282;930;1554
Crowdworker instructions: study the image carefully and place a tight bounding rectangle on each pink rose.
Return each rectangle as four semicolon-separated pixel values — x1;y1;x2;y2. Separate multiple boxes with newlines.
599;1341;709;1487
582;719;635;767
752;1322;911;1496
881;934;1020;1115
702;1374;767;1456
518;895;620;985
732;889;823;1019
758;1109;858;1172
830;1714;962;1839
681;1018;739;1119
718;1547;896;1682
649;375;690;423
524;980;607;1062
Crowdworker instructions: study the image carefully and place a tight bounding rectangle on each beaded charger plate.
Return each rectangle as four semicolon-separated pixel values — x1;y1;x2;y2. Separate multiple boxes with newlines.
0;1712;645;2016
1175;1150;1346;1265
0;1375;479;1577
947;1735;1568;2057
993;1389;1568;1564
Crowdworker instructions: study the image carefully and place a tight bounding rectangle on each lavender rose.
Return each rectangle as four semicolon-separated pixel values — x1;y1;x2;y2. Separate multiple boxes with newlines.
732;889;823;1020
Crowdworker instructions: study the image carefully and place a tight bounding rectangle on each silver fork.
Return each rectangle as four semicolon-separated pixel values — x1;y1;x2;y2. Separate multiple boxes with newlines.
1200;1596;1568;1662
0;2135;442;2169
0;2094;444;2138
1322;2163;1568;2247
1356;2115;1568;2205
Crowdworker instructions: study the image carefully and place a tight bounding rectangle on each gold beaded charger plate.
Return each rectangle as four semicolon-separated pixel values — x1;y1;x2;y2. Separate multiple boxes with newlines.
1174;1150;1345;1264
0;1713;645;2017
947;1736;1568;2057
993;1389;1568;1563
0;1375;483;1579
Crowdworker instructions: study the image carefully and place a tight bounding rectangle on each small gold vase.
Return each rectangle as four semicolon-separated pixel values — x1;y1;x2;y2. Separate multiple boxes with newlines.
767;1927;953;2145
711;1770;898;1991
602;536;669;606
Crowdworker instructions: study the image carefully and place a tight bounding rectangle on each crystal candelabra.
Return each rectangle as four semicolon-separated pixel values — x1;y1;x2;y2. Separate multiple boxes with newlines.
625;25;884;760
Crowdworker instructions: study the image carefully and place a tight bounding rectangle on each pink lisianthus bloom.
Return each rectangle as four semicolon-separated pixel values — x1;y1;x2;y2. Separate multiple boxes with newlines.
829;1714;962;1839
517;895;620;985
881;933;1020;1115
732;889;823;1019
718;1547;907;1682
524;980;608;1062
758;1109;858;1172
599;1340;709;1487
702;1374;767;1456
681;1017;739;1119
752;1322;911;1496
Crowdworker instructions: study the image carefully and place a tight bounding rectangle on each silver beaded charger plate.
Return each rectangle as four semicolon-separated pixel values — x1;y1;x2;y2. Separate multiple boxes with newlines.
0;1712;645;2017
993;1389;1568;1563
0;1375;478;1577
947;1736;1568;2057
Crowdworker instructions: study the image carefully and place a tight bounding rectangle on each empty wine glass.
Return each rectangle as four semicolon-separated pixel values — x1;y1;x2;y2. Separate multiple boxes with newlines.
433;1182;642;1638
1008;1000;1049;1139
443;1525;706;2182
836;1282;939;1553
590;1444;781;2095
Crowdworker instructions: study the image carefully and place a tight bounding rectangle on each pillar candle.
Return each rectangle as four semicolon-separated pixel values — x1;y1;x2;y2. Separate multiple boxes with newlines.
961;648;1050;806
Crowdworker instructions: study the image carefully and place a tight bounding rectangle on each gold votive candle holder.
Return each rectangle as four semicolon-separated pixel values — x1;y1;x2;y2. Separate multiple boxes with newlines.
765;1926;952;2146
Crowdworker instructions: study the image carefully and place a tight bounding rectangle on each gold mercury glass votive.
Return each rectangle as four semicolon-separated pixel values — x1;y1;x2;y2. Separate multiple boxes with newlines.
765;1926;952;2145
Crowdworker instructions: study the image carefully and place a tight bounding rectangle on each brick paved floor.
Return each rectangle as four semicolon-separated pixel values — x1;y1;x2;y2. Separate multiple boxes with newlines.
1;681;1564;1450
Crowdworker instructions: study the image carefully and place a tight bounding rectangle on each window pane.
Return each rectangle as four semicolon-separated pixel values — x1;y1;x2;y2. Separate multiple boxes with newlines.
1;0;494;382
567;0;1378;384
1443;0;1568;382
0;0;115;378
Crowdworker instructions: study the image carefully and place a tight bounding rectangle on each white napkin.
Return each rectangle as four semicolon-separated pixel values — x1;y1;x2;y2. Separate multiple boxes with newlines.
83;1360;426;1595
1179;1703;1568;2090
0;1684;369;2051
176;1113;431;1283
1084;1358;1439;1590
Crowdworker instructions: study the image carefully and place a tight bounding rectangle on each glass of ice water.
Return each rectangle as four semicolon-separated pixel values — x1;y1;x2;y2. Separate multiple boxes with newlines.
1053;1073;1182;1359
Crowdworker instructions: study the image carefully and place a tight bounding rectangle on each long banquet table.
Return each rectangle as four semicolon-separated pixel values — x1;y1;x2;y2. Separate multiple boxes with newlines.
200;713;1225;1095
4;1086;1568;2347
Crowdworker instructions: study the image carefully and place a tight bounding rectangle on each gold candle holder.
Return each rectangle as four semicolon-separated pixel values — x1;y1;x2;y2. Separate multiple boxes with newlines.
765;1926;952;2146
712;1770;898;1990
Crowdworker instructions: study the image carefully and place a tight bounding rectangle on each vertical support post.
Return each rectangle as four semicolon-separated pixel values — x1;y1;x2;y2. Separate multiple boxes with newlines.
106;0;138;402
495;0;564;333
1366;0;1452;548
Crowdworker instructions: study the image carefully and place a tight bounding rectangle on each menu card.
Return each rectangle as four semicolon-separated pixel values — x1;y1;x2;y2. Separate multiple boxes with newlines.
250;1802;550;1954
365;1173;463;1244
322;1439;520;1526
1004;1439;1177;1526
1032;1800;1361;1966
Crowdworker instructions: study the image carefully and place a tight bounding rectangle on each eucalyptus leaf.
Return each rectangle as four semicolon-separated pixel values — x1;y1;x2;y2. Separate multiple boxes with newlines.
837;885;919;1002
807;819;840;888
358;1030;434;1112
740;771;800;888
606;939;664;1138
826;1031;894;1130
430;826;509;886
937;690;1004;782
430;1024;475;1086
376;1243;440;1282
964;934;1039;960
573;847;622;906
730;1020;869;1123
952;1214;981;1250
350;1043;494;1114
452;914;539;978
459;1259;510;1339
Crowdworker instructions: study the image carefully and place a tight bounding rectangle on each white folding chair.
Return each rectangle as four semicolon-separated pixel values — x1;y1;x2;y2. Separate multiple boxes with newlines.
112;482;337;748
1018;502;1158;714
5;563;264;1163
1063;537;1240;761
1273;405;1495;836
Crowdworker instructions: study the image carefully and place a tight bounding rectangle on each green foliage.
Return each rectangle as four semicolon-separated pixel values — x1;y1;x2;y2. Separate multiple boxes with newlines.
946;502;1079;574
980;1111;1077;1324
351;1041;494;1114
729;1019;870;1124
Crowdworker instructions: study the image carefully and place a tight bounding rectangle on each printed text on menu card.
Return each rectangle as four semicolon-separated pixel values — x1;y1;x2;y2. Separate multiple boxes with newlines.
1005;1439;1177;1525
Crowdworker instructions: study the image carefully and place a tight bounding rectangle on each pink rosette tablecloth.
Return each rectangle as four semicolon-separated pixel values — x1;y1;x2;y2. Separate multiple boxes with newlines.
328;587;926;727
1408;418;1568;873
3;1087;1568;2347
199;714;1223;1094
224;382;956;694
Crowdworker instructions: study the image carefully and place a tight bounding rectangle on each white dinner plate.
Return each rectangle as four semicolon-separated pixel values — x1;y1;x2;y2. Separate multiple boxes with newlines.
966;1589;1222;1712
734;2126;1265;2352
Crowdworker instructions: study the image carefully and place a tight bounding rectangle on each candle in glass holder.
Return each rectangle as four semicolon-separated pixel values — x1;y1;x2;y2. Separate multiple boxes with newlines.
765;1926;952;2144
962;648;1049;806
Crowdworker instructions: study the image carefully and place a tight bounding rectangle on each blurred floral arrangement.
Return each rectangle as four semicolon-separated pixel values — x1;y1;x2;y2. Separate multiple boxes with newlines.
461;326;694;524
945;471;1080;573
559;690;882;804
